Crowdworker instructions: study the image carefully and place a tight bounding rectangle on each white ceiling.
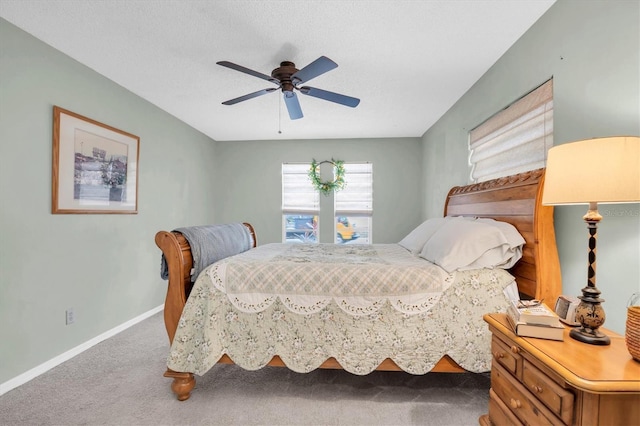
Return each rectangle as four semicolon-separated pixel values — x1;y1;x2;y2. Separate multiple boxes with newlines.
0;0;555;141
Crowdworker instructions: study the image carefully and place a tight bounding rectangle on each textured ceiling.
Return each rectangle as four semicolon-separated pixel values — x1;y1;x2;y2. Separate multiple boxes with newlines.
0;0;555;141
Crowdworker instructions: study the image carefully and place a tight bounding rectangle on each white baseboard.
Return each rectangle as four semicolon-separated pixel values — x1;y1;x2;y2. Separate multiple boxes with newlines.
0;304;164;396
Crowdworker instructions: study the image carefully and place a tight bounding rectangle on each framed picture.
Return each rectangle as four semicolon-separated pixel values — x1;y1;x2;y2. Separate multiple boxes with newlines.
52;106;140;214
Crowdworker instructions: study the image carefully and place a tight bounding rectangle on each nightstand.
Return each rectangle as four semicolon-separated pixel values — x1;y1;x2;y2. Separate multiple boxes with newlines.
479;313;640;426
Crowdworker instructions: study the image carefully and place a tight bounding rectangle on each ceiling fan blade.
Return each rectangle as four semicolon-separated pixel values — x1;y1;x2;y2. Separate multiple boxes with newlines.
291;56;338;85
221;88;277;105
217;61;279;85
283;91;303;120
299;86;360;108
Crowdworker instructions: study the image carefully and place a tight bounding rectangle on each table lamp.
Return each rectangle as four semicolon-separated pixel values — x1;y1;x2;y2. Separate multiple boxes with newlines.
542;136;640;345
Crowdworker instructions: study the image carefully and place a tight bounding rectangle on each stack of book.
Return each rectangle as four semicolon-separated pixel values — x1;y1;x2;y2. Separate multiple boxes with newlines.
506;299;565;341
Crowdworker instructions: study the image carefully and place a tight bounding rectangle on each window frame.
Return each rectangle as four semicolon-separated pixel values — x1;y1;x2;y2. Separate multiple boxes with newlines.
282;161;373;244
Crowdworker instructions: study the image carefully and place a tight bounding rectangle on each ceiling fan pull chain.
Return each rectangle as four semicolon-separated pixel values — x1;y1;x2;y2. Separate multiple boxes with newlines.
278;95;282;134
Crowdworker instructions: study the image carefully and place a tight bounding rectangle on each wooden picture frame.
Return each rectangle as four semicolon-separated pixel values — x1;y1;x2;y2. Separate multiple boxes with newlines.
52;106;140;214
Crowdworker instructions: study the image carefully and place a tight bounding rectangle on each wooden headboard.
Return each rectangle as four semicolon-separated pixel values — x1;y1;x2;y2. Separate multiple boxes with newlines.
444;168;561;303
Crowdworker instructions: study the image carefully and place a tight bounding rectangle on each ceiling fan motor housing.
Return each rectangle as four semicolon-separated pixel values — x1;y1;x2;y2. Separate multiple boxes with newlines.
272;61;298;92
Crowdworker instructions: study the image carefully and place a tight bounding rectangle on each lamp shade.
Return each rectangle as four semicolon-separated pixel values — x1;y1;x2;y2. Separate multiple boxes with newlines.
542;136;640;205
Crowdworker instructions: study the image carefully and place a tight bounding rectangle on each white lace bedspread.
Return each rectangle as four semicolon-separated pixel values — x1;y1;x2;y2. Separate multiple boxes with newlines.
168;257;515;376
207;243;453;315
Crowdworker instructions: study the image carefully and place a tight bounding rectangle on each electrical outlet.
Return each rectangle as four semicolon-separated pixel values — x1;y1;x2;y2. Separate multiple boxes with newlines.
66;308;75;325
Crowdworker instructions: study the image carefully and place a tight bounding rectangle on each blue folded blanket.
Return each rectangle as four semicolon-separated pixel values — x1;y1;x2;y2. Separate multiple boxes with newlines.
160;223;254;282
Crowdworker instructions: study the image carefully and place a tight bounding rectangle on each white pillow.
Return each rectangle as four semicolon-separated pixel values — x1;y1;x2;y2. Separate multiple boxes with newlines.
419;219;524;273
397;217;448;254
474;217;525;248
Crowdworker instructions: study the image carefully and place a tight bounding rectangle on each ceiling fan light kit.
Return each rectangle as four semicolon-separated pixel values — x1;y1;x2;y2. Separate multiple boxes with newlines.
217;56;360;120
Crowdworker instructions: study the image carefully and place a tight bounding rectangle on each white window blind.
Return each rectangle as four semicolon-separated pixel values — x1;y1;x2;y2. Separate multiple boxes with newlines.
282;163;319;214
335;163;373;216
469;79;553;183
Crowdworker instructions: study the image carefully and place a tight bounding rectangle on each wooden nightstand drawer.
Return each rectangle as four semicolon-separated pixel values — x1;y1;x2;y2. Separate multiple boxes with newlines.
488;388;524;426
491;335;522;377
523;359;574;424
491;361;563;425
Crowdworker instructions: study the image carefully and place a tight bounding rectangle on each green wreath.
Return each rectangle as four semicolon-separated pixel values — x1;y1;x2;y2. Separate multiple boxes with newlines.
308;159;346;196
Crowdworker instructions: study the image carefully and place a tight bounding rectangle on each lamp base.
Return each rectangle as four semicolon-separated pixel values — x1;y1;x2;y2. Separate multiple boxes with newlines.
570;327;611;345
571;285;611;346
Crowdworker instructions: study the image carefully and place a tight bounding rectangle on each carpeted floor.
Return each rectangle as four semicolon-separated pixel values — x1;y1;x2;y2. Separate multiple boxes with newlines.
0;312;490;425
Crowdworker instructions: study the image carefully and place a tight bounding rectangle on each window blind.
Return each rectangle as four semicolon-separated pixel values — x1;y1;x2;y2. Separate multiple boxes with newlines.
282;163;319;214
469;79;553;183
335;163;373;216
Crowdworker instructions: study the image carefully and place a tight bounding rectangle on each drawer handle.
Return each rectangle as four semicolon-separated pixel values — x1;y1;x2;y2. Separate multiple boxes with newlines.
510;345;520;354
510;398;522;409
493;351;505;359
532;385;543;393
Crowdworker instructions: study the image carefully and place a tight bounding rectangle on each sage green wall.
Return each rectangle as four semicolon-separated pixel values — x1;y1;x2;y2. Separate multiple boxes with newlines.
421;0;640;335
212;138;423;244
0;19;218;384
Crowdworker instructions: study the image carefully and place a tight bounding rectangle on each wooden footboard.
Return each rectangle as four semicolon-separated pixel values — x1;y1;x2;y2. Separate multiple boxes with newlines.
155;223;256;344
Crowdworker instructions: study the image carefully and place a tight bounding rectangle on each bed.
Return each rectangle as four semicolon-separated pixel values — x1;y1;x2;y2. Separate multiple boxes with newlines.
155;168;561;401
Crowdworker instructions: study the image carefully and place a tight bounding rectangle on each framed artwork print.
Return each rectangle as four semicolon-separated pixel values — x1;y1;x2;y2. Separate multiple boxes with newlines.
52;106;140;214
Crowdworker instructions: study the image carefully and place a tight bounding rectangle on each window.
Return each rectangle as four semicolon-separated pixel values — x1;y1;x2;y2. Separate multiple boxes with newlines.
282;162;373;244
282;163;318;243
469;79;553;182
334;163;372;244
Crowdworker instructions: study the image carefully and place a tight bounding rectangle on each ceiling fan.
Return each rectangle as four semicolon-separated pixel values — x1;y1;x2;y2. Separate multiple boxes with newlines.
216;56;360;120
